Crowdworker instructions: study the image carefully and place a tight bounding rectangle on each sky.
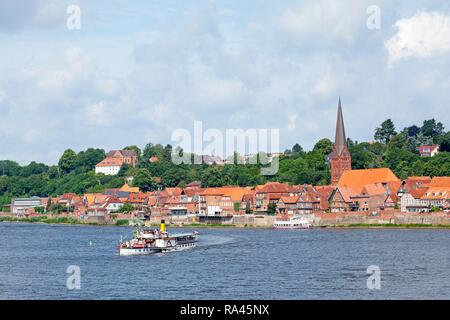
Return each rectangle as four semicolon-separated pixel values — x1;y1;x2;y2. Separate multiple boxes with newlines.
1;0;450;165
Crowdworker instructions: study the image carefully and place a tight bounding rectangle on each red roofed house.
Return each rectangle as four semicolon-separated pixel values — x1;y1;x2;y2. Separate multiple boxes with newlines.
200;187;252;216
399;177;431;213
95;149;138;175
419;145;439;157
253;182;293;213
107;150;138;166
418;176;450;211
277;196;300;215
315;185;335;210
329;168;400;213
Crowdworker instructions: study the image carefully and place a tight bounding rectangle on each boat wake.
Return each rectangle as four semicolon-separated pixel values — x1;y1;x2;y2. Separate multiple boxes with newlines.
197;234;236;248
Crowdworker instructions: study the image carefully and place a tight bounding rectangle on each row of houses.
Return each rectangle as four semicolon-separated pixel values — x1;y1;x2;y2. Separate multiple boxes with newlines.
9;168;450;223
399;176;450;212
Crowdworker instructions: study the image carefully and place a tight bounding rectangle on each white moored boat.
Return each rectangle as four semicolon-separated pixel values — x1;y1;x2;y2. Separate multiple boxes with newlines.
119;220;199;256
273;216;312;229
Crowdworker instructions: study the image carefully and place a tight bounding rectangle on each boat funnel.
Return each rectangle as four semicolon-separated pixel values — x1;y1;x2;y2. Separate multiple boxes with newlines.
160;219;165;233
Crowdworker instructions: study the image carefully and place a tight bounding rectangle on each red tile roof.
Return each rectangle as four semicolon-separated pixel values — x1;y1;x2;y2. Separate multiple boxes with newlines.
96;157;123;167
338;168;400;193
279;196;299;204
430;177;450;188
255;182;293;194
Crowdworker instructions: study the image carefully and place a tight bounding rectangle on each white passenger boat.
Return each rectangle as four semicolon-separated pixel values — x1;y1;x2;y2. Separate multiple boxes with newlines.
273;216;312;229
119;220;199;256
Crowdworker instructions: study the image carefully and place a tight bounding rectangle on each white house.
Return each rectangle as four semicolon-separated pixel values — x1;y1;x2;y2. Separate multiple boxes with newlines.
11;197;44;214
95;157;123;175
105;198;123;213
400;191;429;213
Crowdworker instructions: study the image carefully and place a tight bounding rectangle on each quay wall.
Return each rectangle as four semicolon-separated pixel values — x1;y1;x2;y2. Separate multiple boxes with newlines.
312;211;450;227
155;212;450;228
4;211;450;228
148;214;275;228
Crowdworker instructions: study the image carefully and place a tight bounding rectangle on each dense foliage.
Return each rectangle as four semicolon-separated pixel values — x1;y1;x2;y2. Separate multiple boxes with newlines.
1;118;450;202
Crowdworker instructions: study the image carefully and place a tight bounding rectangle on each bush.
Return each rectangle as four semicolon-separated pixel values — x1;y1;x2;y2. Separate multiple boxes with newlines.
116;219;129;226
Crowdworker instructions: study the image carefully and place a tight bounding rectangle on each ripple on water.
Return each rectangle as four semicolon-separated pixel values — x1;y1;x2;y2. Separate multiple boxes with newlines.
1;223;450;299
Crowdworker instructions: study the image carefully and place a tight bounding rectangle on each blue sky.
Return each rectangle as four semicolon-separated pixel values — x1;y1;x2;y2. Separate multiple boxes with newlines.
1;0;450;164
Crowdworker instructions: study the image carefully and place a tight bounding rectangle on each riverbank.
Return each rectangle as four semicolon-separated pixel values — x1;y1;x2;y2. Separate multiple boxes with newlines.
322;223;450;229
4;211;450;229
0;215;99;225
4;215;450;229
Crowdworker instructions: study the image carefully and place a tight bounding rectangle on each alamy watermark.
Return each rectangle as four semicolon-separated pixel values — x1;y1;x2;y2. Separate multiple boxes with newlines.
66;265;81;290
366;265;381;290
366;5;381;30
171;121;280;175
67;5;81;30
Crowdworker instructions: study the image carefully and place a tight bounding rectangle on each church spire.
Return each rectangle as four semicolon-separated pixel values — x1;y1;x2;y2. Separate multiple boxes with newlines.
334;97;347;156
330;97;351;185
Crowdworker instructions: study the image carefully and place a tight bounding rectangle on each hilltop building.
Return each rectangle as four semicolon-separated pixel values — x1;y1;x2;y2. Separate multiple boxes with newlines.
95;149;138;175
419;145;439;157
329;98;352;185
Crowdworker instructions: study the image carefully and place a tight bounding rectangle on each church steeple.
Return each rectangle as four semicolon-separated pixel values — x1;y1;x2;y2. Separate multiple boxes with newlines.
334;97;347;155
330;97;351;185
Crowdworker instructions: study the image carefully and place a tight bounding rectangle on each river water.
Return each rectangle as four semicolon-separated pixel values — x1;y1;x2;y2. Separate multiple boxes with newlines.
1;222;450;299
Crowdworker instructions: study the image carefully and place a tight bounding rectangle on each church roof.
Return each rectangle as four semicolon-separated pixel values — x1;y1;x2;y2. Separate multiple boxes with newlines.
337;168;400;193
334;97;347;156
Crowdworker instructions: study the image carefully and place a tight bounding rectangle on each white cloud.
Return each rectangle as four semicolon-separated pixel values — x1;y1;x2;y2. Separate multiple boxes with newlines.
21;127;42;144
95;78;122;97
2;1;450;164
278;1;368;45
0;86;7;103
0;0;68;32
287;115;297;132
313;65;336;97
386;11;450;65
86;101;110;126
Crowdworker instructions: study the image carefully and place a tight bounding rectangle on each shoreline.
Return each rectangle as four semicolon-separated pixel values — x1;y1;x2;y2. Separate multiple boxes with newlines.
3;216;450;229
322;223;450;229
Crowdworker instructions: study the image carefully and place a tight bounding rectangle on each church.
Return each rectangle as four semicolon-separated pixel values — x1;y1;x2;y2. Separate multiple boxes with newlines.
329;97;352;185
327;98;401;212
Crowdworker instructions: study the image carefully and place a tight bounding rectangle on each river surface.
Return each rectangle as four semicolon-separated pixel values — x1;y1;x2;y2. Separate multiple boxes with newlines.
1;222;450;299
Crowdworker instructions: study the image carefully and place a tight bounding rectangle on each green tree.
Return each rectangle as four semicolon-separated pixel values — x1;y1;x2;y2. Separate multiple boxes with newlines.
436;132;450;152
20;161;49;177
245;201;252;214
117;203;134;213
76;148;105;173
0;160;21;176
374;119;396;144
350;142;383;169
267;202;277;215
133;168;157;192
313;138;333;155
421;119;444;138
410;132;433;151
118;163;132;177
406;125;420;137
58;149;78;174
291;143;304;155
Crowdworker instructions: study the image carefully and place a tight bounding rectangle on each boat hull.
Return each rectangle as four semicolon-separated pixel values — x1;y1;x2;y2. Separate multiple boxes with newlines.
160;242;197;252
119;241;198;255
273;218;312;229
119;247;161;256
273;225;311;229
